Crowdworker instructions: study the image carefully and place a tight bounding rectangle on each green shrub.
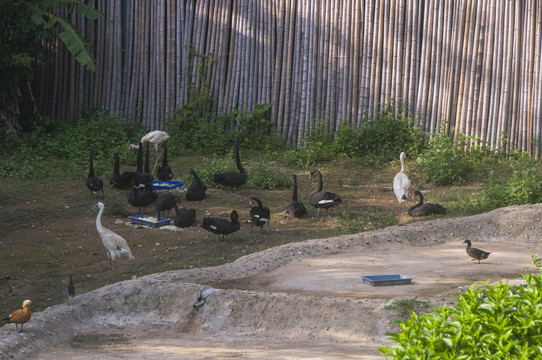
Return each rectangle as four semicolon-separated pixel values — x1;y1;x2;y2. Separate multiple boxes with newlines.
356;102;424;163
415;131;474;185
246;163;291;190
380;273;542;359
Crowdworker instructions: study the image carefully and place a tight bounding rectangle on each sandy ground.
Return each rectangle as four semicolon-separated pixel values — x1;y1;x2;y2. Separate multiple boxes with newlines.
2;203;542;359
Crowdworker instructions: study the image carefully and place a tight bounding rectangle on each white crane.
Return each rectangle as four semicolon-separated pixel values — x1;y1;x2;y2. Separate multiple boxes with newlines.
393;152;410;225
128;130;170;175
94;202;134;284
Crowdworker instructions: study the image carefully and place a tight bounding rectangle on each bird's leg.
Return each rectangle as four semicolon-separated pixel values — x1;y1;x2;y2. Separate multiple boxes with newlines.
107;258;112;285
151;152;161;176
112;260;116;283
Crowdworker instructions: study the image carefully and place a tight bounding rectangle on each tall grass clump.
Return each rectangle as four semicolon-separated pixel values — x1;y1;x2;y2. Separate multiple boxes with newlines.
380;273;542;359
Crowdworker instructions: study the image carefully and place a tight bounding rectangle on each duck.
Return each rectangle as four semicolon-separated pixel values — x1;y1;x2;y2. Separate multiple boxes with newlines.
174;202;197;228
249;196;270;232
408;190;447;217
2;299;32;332
285;174;307;218
309;169;342;215
110;153;137;189
185;169;207;201
156;141;173;184
462;239;491;264
128;184;158;212
154;193;181;219
213;142;247;193
393;152;410;225
201;210;241;239
86;149;104;198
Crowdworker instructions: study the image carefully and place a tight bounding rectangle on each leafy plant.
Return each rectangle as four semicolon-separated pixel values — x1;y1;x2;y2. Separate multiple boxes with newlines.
380;273;542;359
415;130;474;185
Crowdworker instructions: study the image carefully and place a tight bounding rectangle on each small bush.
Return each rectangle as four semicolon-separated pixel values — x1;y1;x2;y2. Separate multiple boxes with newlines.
380;273;542;359
246;163;291;190
415;131;474;185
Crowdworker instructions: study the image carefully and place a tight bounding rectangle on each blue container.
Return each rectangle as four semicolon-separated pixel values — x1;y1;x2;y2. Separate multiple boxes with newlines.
129;215;171;228
152;180;184;190
361;274;412;286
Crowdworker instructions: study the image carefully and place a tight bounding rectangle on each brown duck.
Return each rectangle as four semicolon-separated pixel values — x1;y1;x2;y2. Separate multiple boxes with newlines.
2;299;32;332
463;239;491;264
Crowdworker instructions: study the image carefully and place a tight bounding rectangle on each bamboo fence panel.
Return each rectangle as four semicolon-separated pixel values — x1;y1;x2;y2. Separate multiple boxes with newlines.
32;0;542;155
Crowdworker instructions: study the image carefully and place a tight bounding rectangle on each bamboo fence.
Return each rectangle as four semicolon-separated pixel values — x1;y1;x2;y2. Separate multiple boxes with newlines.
35;0;542;154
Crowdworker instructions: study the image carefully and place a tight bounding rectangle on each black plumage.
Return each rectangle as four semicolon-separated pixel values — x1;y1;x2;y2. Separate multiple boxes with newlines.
156;142;173;184
285;174;307;218
154;193;180;219
67;274;75;300
407;190;447;217
110;153;137;189
186;169;207;201
213;142;247;192
131;142;153;190
201;210;241;239
174;203;197;228
86;149;104;198
128;184;158;212
463;239;491;264
309;169;341;215
249;196;270;232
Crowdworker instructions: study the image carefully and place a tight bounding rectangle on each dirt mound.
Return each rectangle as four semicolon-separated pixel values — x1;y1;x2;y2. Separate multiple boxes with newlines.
2;204;541;359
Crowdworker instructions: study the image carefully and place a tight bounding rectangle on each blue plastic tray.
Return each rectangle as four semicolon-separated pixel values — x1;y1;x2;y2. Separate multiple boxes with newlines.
129;215;171;228
152;180;184;190
362;274;412;286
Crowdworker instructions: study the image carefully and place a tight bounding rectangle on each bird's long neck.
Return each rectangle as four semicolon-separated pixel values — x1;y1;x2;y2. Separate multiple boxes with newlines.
161;143;168;166
234;144;245;173
136;143;143;173
113;154;120;174
96;205;104;233
88;152;95;177
193;171;202;184
292;176;298;202
400;156;405;173
417;192;424;205
316;171;323;192
253;198;263;209
144;143;151;173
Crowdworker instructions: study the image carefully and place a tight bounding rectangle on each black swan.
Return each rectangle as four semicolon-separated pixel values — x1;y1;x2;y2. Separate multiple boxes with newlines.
249;196;270;232
156;142;173;184
174;203;197;228
213;142;247;192
407;190;446;217
127;184;158;212
110;153;137;189
285;174;307;218
130;142;153;190
86;149;104;198
185;169;207;201
201;210;241;239
154;193;180;219
393;152;410;224
309;169;341;215
462;239;491;264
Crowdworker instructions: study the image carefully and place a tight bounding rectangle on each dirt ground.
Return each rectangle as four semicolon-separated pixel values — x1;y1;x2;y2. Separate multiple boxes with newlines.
1;154;542;359
2;201;542;359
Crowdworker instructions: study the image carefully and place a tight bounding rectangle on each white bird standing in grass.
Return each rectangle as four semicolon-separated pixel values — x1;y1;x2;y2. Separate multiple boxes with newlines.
393;152;410;225
94;202;134;284
128;130;170;175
